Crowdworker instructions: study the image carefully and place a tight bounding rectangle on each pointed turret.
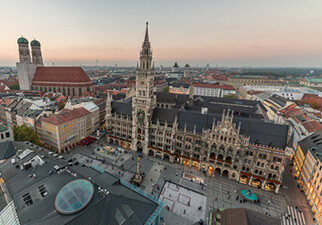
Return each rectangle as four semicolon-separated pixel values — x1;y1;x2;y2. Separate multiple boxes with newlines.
144;22;149;44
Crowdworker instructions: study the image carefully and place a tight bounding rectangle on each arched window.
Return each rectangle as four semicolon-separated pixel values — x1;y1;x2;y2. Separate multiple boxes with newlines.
219;145;225;151
227;147;233;154
68;88;70;96
79;87;82;96
73;88;75;96
211;143;217;152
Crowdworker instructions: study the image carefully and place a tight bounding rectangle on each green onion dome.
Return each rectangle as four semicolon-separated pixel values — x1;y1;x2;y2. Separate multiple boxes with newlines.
30;39;41;47
17;36;28;45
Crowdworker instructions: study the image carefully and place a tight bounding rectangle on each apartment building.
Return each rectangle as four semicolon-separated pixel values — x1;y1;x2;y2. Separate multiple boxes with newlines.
40;108;91;153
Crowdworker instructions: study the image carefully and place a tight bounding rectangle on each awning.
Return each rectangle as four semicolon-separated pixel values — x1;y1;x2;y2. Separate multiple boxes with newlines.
241;171;252;177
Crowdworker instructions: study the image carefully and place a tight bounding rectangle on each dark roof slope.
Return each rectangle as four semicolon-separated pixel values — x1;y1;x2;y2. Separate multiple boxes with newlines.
177;110;288;149
0;141;16;160
210;208;280;225
0;150;159;225
298;130;322;159
156;92;175;103
111;102;132;116
152;107;179;123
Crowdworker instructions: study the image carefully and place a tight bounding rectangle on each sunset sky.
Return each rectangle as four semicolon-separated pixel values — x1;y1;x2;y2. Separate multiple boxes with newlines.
1;0;322;67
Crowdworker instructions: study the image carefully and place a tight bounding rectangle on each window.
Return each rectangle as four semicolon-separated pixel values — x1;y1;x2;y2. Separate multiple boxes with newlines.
5;132;10;138
38;185;48;197
23;193;33;206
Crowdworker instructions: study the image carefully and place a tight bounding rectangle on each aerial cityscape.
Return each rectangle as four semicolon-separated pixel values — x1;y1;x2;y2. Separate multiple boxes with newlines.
0;1;321;225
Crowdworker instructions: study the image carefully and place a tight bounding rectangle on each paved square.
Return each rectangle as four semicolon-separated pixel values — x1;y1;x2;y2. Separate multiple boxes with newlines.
160;181;207;223
206;177;288;218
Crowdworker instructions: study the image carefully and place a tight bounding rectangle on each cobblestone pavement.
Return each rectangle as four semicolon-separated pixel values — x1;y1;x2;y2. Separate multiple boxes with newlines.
160;181;207;224
206;176;287;218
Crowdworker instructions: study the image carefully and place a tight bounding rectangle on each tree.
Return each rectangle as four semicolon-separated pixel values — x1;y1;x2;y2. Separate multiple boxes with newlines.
13;124;42;146
58;101;66;110
9;83;20;90
162;86;170;93
223;93;237;99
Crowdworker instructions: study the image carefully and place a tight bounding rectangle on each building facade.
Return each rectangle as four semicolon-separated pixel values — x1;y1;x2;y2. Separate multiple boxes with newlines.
193;83;236;97
222;76;286;91
105;23;291;193
40;108;91;152
293;130;322;223
0;124;13;143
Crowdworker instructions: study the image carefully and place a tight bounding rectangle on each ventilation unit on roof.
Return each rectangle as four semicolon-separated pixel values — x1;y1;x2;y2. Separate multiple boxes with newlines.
23;162;32;170
201;107;208;114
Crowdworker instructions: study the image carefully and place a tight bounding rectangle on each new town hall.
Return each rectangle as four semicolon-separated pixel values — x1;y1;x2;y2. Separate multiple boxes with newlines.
105;23;292;193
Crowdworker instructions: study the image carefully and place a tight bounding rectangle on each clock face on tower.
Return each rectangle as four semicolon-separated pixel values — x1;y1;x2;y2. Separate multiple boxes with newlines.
137;109;145;125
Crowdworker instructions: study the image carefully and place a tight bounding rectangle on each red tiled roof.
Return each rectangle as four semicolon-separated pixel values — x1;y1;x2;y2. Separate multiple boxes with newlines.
247;90;263;95
0;78;18;86
31;67;93;86
93;98;104;105
154;80;166;85
42;107;90;126
194;83;235;90
278;103;301;117
301;94;322;110
0;85;14;93
301;120;322;133
0;98;14;106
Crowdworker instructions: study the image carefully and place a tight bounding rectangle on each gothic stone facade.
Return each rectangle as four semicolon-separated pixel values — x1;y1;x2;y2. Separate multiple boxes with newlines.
105;23;291;193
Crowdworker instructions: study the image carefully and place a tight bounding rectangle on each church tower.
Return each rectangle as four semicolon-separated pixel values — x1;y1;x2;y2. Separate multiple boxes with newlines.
17;36;31;63
132;22;156;154
31;39;43;66
16;36;36;90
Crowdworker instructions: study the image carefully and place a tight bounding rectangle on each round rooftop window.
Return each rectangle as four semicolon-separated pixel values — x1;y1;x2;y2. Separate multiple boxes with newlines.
55;179;94;215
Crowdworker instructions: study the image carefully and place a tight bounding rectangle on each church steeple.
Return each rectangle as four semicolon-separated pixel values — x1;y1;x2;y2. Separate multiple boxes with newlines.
140;22;152;66
144;22;149;44
136;22;154;99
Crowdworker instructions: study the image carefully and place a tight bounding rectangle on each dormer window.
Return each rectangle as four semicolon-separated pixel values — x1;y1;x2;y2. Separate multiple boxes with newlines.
22;193;33;206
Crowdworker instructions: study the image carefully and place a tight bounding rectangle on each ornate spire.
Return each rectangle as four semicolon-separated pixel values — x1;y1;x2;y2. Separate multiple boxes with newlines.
144;22;149;43
142;22;151;50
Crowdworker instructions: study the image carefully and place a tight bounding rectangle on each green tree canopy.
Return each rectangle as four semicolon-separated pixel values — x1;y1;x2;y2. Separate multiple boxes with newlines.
162;86;169;93
58;101;66;110
223;93;237;99
13;124;42;146
9;83;20;90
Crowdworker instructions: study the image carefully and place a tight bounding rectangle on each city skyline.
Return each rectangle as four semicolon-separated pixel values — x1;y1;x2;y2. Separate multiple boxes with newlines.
1;0;322;67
